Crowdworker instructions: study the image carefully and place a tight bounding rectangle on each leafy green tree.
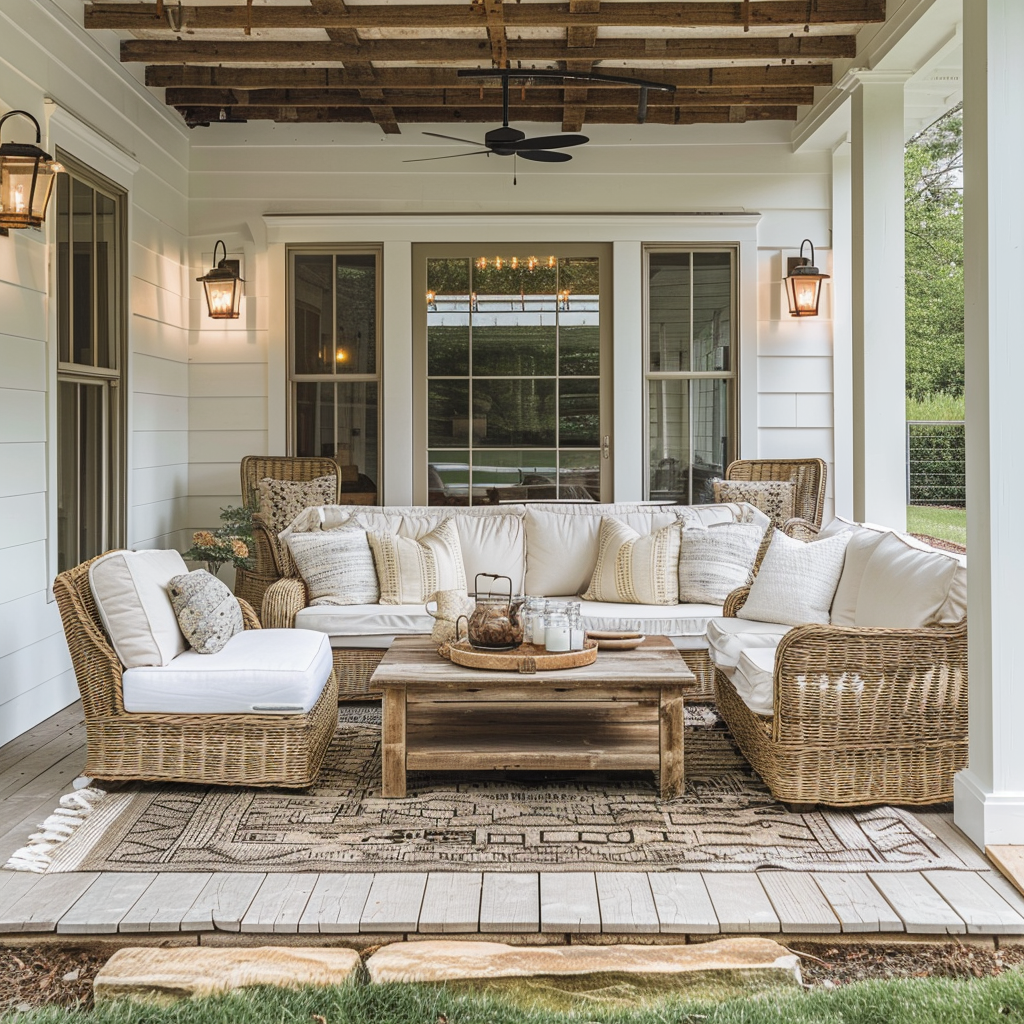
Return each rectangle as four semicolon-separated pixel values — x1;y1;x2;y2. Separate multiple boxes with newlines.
905;106;964;402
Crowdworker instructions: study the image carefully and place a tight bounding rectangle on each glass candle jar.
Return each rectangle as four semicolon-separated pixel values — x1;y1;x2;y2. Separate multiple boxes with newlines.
544;611;571;652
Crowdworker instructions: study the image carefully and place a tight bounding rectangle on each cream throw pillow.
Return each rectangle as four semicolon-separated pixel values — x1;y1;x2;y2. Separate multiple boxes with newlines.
677;521;764;604
287;528;380;606
582;517;680;606
738;530;850;626
167;570;243;655
88;549;189;668
368;519;467;605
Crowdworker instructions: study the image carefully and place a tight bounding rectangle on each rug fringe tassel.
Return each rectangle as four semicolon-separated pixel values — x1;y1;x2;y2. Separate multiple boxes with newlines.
3;779;106;873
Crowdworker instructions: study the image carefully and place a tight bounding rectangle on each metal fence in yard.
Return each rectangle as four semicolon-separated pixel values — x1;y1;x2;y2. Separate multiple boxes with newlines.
906;420;966;506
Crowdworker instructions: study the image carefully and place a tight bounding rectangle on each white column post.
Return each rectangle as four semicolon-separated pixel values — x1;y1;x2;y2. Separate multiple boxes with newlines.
953;0;1024;848
849;72;909;529
831;137;854;521
382;240;413;505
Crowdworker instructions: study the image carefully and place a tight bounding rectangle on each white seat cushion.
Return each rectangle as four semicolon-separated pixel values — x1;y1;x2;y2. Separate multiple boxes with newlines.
122;629;333;714
732;645;777;717
575;598;723;638
89;549;189;668
706;618;793;670
295;603;435;639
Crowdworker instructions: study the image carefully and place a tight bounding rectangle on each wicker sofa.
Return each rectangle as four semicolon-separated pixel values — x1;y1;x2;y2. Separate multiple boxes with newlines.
260;500;773;701
54;554;339;787
709;519;968;807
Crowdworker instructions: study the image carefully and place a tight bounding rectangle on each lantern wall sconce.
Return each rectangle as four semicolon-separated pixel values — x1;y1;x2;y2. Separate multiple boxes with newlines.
197;240;244;319
0;110;63;235
784;239;830;317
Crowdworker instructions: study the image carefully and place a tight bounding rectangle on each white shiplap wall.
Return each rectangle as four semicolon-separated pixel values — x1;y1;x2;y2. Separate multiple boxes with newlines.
0;0;190;745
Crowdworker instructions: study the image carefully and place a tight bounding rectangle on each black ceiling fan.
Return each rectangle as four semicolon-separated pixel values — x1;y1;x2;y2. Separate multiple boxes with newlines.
403;71;588;169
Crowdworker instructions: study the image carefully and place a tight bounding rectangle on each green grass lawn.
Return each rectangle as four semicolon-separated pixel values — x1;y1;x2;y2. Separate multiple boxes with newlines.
10;974;1024;1024
908;505;967;547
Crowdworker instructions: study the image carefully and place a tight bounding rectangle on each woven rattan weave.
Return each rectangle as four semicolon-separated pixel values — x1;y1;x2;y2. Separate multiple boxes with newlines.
712;584;968;807
54;555;339;787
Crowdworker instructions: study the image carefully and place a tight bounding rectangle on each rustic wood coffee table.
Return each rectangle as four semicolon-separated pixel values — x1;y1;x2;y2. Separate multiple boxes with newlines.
372;634;695;799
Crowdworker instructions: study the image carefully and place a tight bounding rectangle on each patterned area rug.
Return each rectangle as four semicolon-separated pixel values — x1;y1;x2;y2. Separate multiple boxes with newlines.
41;705;961;874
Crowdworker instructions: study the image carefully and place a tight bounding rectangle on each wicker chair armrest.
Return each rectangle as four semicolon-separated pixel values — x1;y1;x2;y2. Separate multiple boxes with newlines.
722;586;751;618
251;512;285;576
770;619;968;745
238;597;261;629
782;517;820;540
262;576;309;629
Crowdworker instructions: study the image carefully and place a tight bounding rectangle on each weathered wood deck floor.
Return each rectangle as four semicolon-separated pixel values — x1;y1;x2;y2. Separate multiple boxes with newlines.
1;703;1022;942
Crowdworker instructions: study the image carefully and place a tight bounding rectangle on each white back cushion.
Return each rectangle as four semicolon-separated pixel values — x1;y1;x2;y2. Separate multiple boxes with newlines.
854;531;962;628
829;528;887;626
89;549;189;668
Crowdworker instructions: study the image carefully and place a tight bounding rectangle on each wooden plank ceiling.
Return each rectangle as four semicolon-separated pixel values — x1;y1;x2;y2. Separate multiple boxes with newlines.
85;0;885;133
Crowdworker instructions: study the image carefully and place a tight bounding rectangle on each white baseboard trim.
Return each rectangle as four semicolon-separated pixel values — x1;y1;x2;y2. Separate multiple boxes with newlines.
954;769;1024;847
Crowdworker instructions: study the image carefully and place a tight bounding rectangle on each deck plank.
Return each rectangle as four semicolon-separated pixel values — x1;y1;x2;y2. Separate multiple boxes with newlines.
595;872;659;934
118;873;213;933
979;869;1024;917
240;873;318;934
540;872;601;933
986;847;1024;899
648;872;718;934
916;814;992;871
869;872;965;934
181;873;265;932
57;873;156;934
701;873;780;933
923;871;1024;935
419;873;482;933
361;873;427;932
0;704;83;779
479;873;539;933
298;874;374;934
0;873;99;933
759;873;840;934
0;724;88;803
812;872;903;933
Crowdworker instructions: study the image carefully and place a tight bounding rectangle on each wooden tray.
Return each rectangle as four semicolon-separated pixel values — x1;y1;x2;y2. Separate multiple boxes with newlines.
446;639;599;673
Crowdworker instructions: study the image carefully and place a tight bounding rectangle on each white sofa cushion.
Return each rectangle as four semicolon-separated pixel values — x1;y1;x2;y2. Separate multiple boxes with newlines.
706;617;793;671
732;645;777;717
295;603;435;638
829;527;886;626
287;527;380;606
89;549;189;668
576;598;722;638
582;518;680;605
281;505;527;593
677;521;764;604
854;530;963;628
368;519;467;604
122;628;333;714
738;530;850;626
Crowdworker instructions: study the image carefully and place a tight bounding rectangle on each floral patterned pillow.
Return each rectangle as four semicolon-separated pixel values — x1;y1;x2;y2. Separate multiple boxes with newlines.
167;570;243;655
257;475;338;576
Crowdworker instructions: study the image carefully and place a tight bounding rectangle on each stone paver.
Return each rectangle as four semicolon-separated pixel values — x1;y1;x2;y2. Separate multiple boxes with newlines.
93;945;361;1002
365;938;801;1008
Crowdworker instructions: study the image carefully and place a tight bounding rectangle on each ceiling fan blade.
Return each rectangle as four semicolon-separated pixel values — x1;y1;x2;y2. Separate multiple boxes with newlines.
403;151;491;163
509;134;589;151
517;150;573;163
421;131;488;147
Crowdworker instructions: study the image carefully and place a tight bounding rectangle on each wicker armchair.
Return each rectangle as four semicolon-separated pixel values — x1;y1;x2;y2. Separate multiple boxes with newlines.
712;584;968;808
54;556;339;787
235;456;342;614
725;458;828;529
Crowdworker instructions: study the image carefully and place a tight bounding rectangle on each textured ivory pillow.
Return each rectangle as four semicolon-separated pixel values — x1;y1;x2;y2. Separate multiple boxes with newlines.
287;528;380;606
167;570;244;655
89;549;189;668
677;521;765;604
713;479;796;530
738;530;851;626
853;530;961;629
368;519;467;604
258;475;338;575
582;517;680;606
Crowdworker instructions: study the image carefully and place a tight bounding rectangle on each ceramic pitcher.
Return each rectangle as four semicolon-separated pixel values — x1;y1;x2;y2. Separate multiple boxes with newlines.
424;589;474;644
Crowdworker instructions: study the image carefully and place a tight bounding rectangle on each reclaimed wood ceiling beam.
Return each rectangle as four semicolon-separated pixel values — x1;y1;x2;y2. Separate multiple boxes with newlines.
166;87;816;107
87;0;885;31
484;0;508;67
175;104;799;125
562;0;599;133
122;35;857;63
146;64;834;90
